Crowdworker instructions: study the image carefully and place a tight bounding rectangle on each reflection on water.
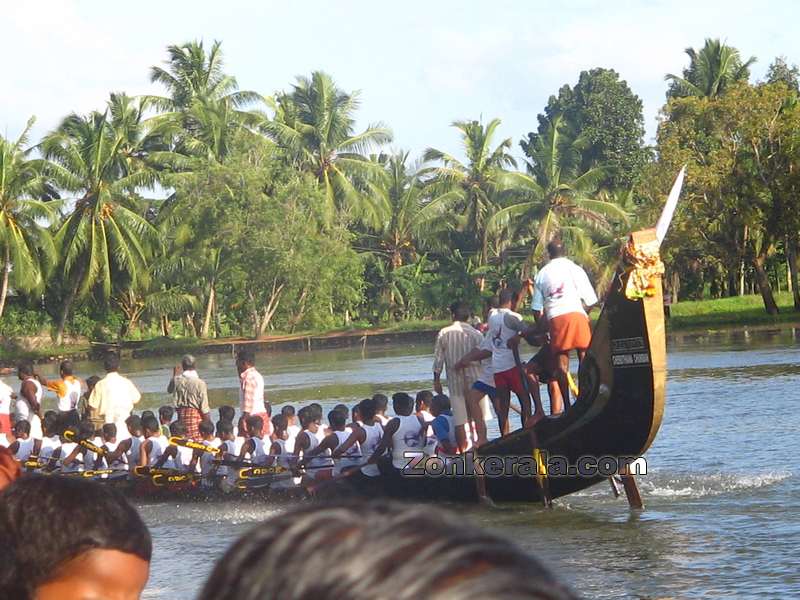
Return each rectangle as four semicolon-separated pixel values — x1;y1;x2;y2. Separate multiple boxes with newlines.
21;327;800;599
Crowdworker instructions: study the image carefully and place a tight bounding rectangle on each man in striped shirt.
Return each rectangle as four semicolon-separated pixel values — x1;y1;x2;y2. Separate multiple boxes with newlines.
236;350;270;437
433;302;485;451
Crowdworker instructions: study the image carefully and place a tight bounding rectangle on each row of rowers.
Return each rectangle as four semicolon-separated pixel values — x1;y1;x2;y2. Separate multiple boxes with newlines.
1;390;460;483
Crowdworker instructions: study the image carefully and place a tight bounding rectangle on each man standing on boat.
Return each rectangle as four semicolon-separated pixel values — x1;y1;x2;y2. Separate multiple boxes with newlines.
88;353;141;441
433;302;484;451
168;355;210;440
236;350;270;437
531;239;598;410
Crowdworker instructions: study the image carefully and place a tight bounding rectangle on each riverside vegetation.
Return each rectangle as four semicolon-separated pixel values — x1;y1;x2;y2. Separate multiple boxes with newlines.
2;38;800;350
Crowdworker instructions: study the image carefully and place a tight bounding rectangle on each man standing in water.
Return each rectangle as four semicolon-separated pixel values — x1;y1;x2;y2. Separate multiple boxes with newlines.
88;353;141;441
16;364;43;439
433;301;484;451
237;350;269;437
168;355;210;440
531;239;598;410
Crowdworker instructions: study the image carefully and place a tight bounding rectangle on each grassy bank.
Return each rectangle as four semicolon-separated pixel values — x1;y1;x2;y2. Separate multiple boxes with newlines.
3;293;799;365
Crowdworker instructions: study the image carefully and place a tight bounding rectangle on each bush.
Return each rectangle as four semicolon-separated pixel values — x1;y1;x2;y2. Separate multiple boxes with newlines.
0;305;49;337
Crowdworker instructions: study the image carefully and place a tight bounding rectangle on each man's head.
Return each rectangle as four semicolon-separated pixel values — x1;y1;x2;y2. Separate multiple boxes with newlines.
546;239;565;259
328;410;346;431
42;412;59;438
392;392;414;417
181;355;196;372
85;376;100;393
431;394;451;417
415;390;434;412
169;421;186;438
218;405;235;423
308;403;323;424
0;476;152;600
245;415;264;438
217;421;234;441
125;415;143;437
17;363;33;381
158;406;174;425
59;360;74;379
271;414;288;437
101;423;117;442
298;407;314;430
78;419;95;441
449;301;471;323
372;394;388;414
103;353;120;374
141;416;159;437
498;288;518;308
358;398;377;422
281;405;296;418
237;350;255;371
199;420;215;440
13;420;30;439
333;404;348;416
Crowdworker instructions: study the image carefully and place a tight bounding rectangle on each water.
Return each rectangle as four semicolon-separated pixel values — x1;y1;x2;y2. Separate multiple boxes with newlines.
26;327;800;598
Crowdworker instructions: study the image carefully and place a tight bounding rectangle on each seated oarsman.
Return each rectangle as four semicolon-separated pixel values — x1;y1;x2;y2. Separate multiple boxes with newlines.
373;394;390;426
332;398;383;483
96;423;128;472
415;391;435;453
293;407;333;482
266;414;297;489
188;421;221;487
8;420;35;463
56;426;83;474
366;393;426;477
303;410;361;477
153;422;194;472
213;421;238;488
307;403;326;444
139;415;168;468
237;415;268;465
37;412;62;470
77;420;105;472
281;405;300;452
158;406;174;438
429;394;458;459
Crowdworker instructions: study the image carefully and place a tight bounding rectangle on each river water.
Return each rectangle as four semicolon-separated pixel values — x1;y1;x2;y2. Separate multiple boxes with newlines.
22;326;800;599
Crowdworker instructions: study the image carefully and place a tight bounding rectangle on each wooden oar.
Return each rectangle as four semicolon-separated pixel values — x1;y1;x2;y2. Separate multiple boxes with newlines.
169;437;220;455
512;345;552;508
63;430;107;456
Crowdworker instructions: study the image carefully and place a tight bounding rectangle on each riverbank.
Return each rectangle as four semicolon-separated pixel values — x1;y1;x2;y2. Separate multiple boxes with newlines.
2;292;799;366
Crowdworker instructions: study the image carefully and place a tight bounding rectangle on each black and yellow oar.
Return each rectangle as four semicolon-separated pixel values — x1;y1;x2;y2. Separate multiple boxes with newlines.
238;465;289;479
169;437;220;455
151;471;200;487
134;465;177;477
63;430;106;456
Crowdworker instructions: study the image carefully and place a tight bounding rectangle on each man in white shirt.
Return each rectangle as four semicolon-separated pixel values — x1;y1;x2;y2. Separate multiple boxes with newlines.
531;240;598;410
88;353;141;441
488;290;545;434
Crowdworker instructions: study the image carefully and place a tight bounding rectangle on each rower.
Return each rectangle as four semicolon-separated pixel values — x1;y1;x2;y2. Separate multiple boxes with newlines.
8;420;34;463
215;421;237;489
158;406;174;437
188;421;221;487
281;405;300;452
332;398;383;482
139;415;167;468
153;422;192;471
237;416;268;465
265;415;296;489
308;403;326;443
430;394;458;459
304;410;361;477
366;393;426;477
38;412;62;470
58;426;83;474
79;420;104;471
373;394;390;426
124;415;145;468
293;407;333;481
98;423;128;471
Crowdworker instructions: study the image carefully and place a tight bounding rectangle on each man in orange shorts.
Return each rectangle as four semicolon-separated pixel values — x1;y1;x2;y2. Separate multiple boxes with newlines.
531;240;598;410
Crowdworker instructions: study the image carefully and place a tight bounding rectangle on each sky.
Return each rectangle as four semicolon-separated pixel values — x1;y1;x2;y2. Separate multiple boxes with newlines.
3;0;800;163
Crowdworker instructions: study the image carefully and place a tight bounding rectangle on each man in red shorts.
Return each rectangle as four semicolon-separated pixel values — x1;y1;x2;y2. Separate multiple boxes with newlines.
531;240;598;410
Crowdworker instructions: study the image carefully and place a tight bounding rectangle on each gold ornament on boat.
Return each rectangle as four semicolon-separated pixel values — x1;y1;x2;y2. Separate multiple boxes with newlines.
622;236;664;300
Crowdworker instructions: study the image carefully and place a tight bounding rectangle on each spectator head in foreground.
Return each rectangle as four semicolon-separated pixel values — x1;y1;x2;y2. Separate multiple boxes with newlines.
0;476;152;600
197;500;578;600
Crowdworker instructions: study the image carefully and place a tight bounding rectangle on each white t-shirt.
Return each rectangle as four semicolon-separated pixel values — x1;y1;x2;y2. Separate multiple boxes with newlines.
531;257;598;319
0;380;13;416
478;333;495;385
487;308;525;373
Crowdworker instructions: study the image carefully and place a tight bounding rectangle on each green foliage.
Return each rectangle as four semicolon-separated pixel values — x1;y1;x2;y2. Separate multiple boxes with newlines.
0;304;49;337
666;38;756;99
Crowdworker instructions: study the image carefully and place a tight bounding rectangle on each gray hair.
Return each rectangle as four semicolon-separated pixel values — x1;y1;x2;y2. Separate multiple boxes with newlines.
181;354;196;371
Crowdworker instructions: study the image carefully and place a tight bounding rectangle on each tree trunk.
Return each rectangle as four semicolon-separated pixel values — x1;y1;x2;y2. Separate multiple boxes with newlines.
55;284;78;346
787;236;800;311
200;283;215;338
0;247;10;319
752;253;779;315
671;271;680;304
160;315;170;337
739;225;748;296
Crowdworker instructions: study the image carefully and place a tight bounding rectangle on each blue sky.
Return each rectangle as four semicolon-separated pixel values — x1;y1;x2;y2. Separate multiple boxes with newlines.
3;0;799;163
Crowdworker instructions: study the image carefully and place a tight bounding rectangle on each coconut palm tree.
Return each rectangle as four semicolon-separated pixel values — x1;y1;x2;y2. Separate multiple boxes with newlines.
422;118;517;285
0;118;57;318
40;104;166;344
263;71;392;225
490;113;628;269
666;38;756;99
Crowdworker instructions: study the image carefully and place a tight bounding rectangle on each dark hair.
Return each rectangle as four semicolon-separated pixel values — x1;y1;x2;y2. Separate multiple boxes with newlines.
392;392;413;415
199;420;215;437
78;419;95;440
298;407;314;429
308;403;323;422
432;394;451;414
58;411;80;434
42;412;59;437
237;349;255;366
487;295;500;310
13;420;30;435
358;398;377;421
281;405;295;417
103;352;120;373
141;410;155;421
245;415;264;435
218;405;235;423
59;360;74;377
141;415;159;435
415;390;434;409
449;301;471;322
196;501;576;600
17;363;34;377
333;403;348;415
0;476;152;599
125;415;142;435
85;375;101;391
217;421;234;437
328;409;346;429
158;406;175;422
372;394;388;412
170;421;186;437
547;239;565;259
101;423;117;439
271;414;288;433
498;288;516;306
